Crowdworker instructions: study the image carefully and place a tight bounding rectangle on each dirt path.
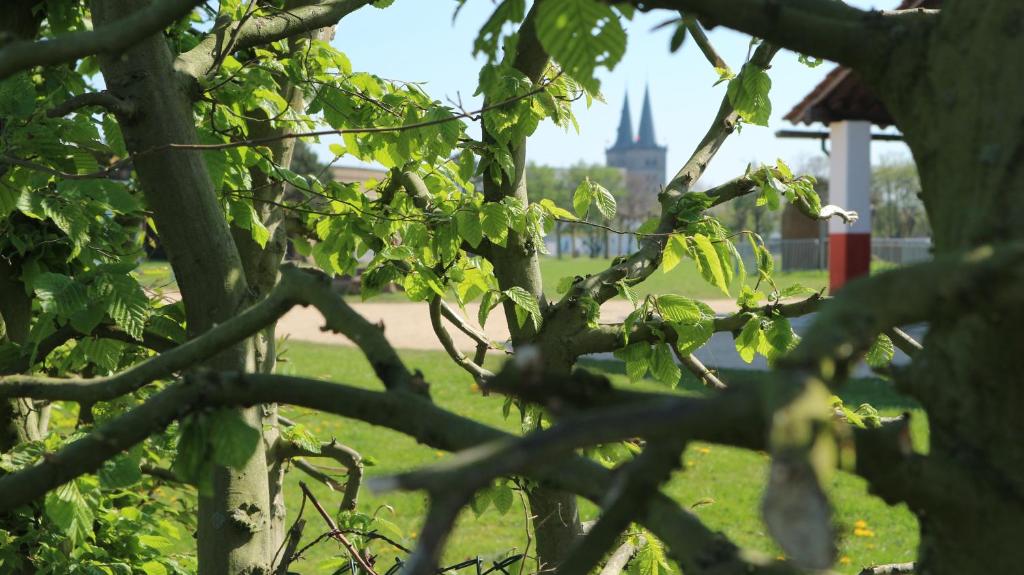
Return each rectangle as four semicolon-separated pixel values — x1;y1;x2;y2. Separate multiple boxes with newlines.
276;299;740;351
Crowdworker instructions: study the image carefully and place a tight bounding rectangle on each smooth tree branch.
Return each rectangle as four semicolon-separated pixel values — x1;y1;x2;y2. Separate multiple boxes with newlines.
633;0;937;70
557;439;687;575
299;481;379;575
46;90;136;118
0;264;425;401
681;13;728;70
278;440;364;511
174;0;372;85
569;293;826;358
0;0;202;80
429;296;495;384
672;347;727;390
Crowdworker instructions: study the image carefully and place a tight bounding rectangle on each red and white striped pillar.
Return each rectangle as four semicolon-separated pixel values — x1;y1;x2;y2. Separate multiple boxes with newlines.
828;120;872;292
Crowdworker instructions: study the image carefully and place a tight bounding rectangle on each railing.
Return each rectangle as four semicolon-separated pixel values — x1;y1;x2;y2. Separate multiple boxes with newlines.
545;235;933;269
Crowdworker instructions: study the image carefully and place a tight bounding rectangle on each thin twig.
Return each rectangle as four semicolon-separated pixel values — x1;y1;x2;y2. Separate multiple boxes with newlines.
299;481;379;575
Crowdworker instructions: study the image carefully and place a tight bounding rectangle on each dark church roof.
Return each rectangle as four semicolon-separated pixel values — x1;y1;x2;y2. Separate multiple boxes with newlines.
784;0;939;128
609;86;664;151
612;94;634;149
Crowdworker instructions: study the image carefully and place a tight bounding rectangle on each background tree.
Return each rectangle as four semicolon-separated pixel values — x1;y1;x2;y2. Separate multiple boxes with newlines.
871;155;928;238
0;2;1018;575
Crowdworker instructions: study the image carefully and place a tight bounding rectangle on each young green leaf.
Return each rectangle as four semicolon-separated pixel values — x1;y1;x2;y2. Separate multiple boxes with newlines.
726;64;772;126
650;343;681;387
866;334;895;368
735;316;762;364
692;233;730;296
503;286;542;331
656;294;702;323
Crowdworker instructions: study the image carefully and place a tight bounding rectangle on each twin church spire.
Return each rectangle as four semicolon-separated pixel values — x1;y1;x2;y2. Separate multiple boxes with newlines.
611;86;659;150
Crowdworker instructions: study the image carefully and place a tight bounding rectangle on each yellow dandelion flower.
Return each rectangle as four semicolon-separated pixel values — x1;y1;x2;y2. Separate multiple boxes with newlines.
435;450;445;458
775;555;785;561
839;556;852;565
685;460;695;467
854;519;868;529
696;447;711;455
853;527;875;538
469;383;481;393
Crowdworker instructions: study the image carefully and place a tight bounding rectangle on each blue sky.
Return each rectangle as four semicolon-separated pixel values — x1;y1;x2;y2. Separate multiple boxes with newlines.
326;0;910;186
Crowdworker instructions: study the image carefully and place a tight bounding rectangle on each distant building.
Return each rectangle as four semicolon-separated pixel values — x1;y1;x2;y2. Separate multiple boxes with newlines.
605;87;667;219
329;165;388;194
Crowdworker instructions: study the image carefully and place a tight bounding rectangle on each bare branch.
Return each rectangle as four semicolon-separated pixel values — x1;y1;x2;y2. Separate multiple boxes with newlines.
672;347;727;390
429;296;495;385
558;439;687;575
279;440;363;512
681;14;728;71
299;481;379;575
46;91;136;118
0;0;202;80
886;327;922;358
635;0;937;70
598;540;637;575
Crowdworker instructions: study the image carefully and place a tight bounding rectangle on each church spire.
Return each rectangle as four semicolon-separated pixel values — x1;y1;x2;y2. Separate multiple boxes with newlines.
637;85;658;148
612;92;633;149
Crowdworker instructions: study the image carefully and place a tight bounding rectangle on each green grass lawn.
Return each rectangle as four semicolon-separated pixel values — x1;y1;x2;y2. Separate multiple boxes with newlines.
133;257;832;303
277;342;923;574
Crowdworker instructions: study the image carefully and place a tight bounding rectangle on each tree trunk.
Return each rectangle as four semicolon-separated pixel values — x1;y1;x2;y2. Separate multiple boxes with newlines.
865;3;1024;572
92;2;271;573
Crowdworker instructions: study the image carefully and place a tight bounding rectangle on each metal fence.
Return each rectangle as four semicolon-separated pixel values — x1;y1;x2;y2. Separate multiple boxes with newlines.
735;237;932;270
545;234;932;269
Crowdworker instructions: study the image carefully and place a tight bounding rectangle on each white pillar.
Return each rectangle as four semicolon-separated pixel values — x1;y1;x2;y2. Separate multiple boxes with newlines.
828;120;872;291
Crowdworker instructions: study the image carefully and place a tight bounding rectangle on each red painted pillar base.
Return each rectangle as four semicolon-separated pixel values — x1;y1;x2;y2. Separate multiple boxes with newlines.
829;233;871;293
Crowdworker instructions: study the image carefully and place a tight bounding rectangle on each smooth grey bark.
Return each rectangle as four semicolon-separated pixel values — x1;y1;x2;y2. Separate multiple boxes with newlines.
91;2;271;573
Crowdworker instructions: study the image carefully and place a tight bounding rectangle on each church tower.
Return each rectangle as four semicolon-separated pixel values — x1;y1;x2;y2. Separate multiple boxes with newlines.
605;86;667;217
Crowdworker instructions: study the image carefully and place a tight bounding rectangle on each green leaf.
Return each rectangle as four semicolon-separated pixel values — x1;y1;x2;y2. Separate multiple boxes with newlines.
281;423;321;454
228;199;271;248
661;234;688;273
77;337;125;372
209;410;261;470
45;480;94;547
656;294;702;323
97;275;151;341
481;202;510;247
141;561;168;575
866;334;895;368
503;286;541;331
630;535;670;575
139;535;174;550
692;233;730;296
726;64;772;126
33;273;88;317
592;180;616;220
99;450;143;489
479;290;498;327
614;343;651;382
490;482;514;515
671;320;713;355
470;487;492;516
650;342;681;387
735;317;762;364
572;177;592;218
455;210;483;248
535;0;626;93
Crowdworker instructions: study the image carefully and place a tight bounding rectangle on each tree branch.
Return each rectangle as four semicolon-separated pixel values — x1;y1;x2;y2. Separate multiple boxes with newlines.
569;293;826;358
672;346;727;390
429;296;495;385
681;13;728;71
551;42;779;312
299;481;379;575
174;0;371;85
278;439;363;512
0;370;802;574
635;0;937;70
46;90;136;118
0;0;202;80
0;264;426;401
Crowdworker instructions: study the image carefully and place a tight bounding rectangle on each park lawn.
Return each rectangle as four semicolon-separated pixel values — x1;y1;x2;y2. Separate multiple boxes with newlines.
278;342;924;574
131;257;832;303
